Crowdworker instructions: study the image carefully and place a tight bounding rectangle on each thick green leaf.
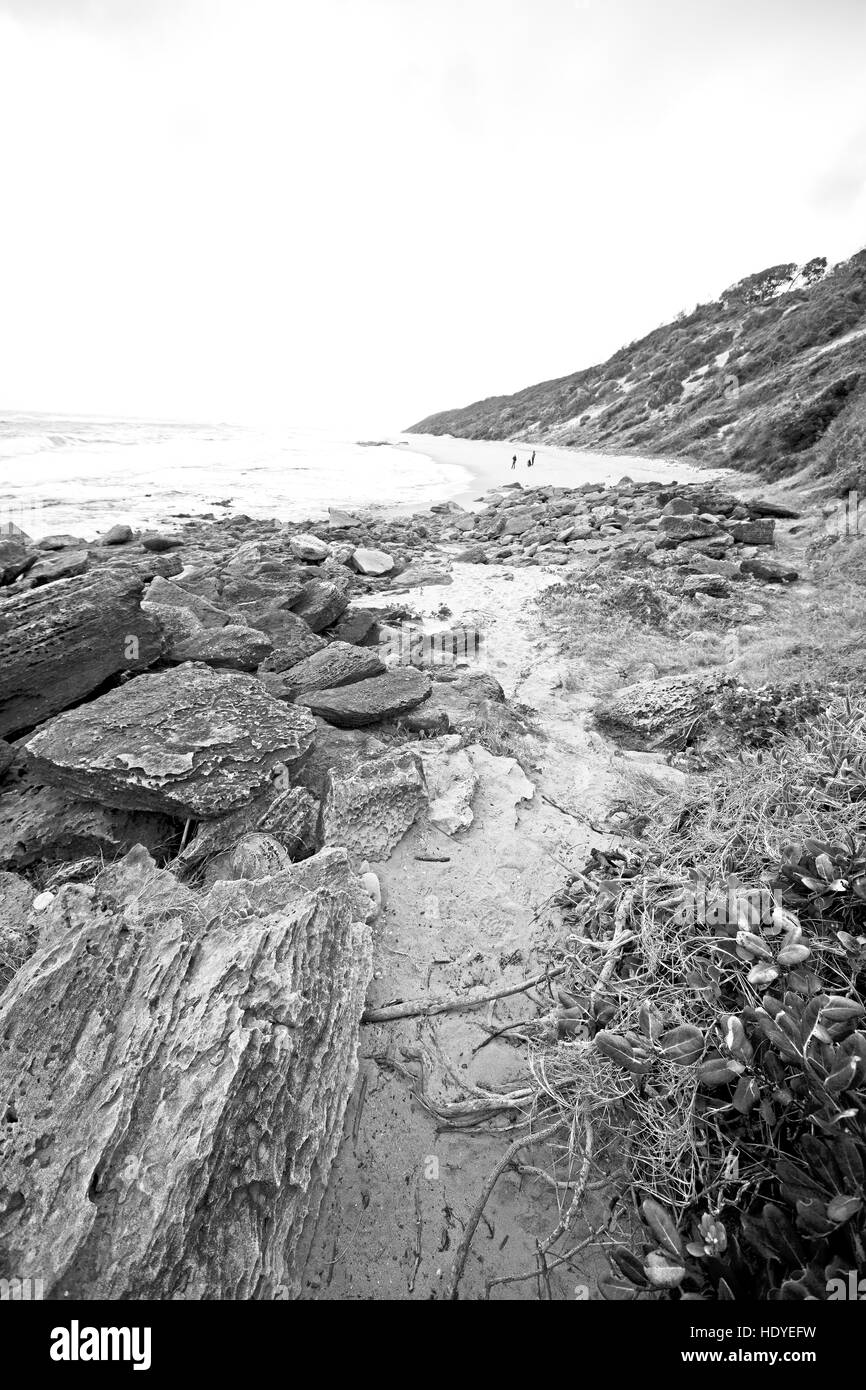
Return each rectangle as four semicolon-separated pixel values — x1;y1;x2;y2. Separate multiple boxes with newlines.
641;1198;684;1257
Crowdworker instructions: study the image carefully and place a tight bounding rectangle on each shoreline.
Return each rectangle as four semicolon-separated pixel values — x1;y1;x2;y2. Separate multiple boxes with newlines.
396;430;723;511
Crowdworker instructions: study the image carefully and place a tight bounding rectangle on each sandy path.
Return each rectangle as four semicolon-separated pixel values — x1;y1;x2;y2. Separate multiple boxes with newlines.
300;560;619;1299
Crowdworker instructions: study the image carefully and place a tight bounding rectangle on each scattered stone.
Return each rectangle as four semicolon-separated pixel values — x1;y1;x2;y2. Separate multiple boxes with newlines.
740;558;799;583
288;533;331;562
389;565;453;589
36;534;88;551
297;666;432;728
655;516;722;548
0;844;373;1298
724;518;775;546
25;663;317;819
101;523;134;545
141;533;182;552
22;548;89;587
681;574;731;598
144;574;231;627
176;785;320;878
351;547;394;576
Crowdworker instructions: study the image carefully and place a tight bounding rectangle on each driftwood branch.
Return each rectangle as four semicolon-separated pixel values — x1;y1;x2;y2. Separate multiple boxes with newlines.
361;965;566;1025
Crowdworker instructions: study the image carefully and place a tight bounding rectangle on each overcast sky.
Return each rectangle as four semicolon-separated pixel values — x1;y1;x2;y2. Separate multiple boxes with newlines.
1;0;864;432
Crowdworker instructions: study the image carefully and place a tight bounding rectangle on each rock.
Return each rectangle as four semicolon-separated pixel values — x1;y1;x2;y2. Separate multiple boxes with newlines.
0;739;14;779
661;497;697;516
176;785;320;878
168;623;273;671
351;547;394;576
685;534;734;558
35;534;88;551
290;578;350;632
25;664;317;819
0;844;373;1298
329;607;379;645
681;575;731;598
454;546;487;564
144;574;231;627
0;569;165;739
0;870;36;991
288;533;331;563
328;507;361;528
389;565;453;589
723;518;775;546
655;516;723;549
21;548;89;587
268;641;385;700
740;558;799;583
0;783;177;870
252;608;327;668
101;523;134;545
418;736;478;835
298;666;432;728
403;706;450;735
595;672;721;750
745;500;800;519
322;747;426;860
201;831;292;887
141;533;181;552
0;540;37;586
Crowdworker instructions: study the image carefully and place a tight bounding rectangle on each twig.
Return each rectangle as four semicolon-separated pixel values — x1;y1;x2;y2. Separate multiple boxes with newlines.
362;966;567;1025
589;888;634;1015
444;1117;566;1300
414;854;451;862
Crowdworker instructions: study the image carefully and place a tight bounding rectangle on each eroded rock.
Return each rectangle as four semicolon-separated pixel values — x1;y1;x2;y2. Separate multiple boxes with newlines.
25;664;316;818
0;844;373;1298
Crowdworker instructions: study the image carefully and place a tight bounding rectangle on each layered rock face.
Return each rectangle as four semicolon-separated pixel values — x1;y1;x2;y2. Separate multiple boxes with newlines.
0;845;373;1299
0;569;165;737
24;663;316;818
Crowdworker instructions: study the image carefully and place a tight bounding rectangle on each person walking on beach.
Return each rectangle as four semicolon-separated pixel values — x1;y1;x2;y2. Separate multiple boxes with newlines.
526;455;533;468
511;454;517;470
531;450;536;467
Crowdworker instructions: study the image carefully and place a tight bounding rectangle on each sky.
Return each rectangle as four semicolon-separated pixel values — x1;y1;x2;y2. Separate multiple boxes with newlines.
0;0;864;433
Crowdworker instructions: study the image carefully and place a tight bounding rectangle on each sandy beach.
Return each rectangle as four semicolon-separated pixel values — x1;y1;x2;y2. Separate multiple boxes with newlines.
398;431;717;509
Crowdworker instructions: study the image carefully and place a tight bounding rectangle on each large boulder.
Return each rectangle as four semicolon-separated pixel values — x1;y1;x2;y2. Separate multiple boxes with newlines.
0;569;165;738
322;747;426;861
0;540;37;586
297;667;431;728
595;672;721;750
20;548;89;588
253;608;327;668
0;783;178;870
265;641;384;700
144;574;231;627
24;664;317;819
0;844;373;1298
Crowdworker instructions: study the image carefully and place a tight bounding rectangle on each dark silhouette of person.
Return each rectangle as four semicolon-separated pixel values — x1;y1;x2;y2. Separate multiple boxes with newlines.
526;456;532;468
531;450;536;466
511;454;517;469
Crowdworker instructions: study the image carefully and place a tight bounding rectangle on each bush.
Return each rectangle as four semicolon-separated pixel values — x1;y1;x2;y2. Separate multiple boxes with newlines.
815;390;866;492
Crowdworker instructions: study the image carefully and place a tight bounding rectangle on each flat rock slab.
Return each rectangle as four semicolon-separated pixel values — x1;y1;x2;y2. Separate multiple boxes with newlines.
740;557;799;582
297;666;431;727
0;568;165;739
25;663;317;818
273;641;385;699
0;783;177;870
0;844;372;1298
168;622;273;671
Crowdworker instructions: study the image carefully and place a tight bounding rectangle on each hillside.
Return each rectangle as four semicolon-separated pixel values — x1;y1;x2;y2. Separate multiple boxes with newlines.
408;250;866;490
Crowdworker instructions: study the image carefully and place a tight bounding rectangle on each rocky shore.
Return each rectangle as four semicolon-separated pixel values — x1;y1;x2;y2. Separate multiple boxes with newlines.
0;466;858;1298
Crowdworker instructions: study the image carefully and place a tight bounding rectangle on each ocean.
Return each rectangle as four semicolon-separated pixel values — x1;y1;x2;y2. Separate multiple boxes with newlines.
0;413;470;539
